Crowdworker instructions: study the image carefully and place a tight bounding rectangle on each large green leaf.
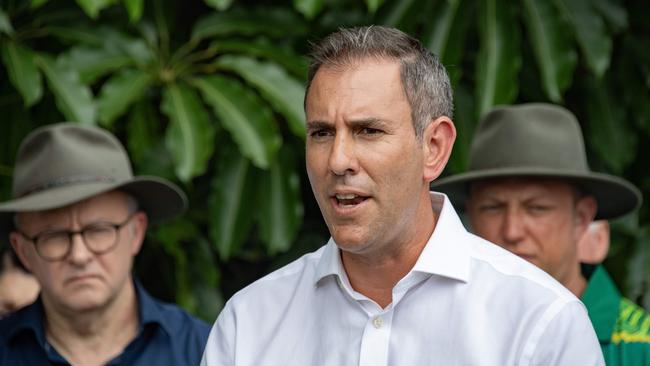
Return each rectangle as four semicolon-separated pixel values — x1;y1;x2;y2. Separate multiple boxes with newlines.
1;42;43;107
210;39;308;78
204;0;234;11
377;0;418;29
76;0;116;19
592;0;628;34
216;55;305;137
57;46;133;84
555;0;612;78
258;147;303;255
365;0;385;13
191;8;306;41
208;142;257;260
475;0;521;118
36;55;95;124
293;0;325;19
97;68;153;126
127;100;158;166
445;85;475;174
49;26;153;66
0;8;13;34
521;0;577;102
123;0;144;22
161;83;216;182
423;0;472;88
192;75;281;169
30;0;49;8
583;77;636;173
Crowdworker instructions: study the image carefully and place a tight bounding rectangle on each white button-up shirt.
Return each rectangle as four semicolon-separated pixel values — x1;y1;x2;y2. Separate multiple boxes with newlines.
201;193;603;365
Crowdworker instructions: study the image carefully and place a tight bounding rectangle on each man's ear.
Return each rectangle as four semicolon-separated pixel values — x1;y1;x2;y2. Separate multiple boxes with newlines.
578;220;610;264
130;211;148;256
9;231;34;273
422;116;456;182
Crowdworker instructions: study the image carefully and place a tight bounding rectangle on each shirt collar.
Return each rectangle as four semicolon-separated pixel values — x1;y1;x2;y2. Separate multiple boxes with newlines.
313;192;470;284
4;279;170;344
581;265;621;342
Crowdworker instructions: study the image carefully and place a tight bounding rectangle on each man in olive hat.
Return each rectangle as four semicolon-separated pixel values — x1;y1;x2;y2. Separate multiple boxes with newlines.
433;103;650;363
0;123;210;365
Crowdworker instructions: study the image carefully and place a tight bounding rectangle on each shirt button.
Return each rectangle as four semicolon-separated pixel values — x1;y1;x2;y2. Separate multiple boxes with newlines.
372;316;384;329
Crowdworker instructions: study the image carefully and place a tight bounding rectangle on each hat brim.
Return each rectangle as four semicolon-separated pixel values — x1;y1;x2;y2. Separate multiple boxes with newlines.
431;167;642;220
0;176;186;239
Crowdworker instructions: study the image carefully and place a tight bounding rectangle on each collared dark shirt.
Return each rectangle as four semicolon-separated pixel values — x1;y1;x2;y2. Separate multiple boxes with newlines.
582;265;650;365
0;281;210;365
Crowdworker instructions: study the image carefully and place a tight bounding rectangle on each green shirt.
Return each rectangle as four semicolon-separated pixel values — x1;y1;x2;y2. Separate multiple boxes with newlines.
582;265;650;365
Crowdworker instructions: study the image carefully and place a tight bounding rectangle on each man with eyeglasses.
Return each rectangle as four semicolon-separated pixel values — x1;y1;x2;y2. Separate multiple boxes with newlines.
0;123;210;365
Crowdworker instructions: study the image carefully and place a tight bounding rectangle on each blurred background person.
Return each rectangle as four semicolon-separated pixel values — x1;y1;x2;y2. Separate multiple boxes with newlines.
0;245;40;318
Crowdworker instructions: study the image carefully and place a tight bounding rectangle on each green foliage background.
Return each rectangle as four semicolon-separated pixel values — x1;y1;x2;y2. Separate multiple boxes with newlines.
0;0;648;321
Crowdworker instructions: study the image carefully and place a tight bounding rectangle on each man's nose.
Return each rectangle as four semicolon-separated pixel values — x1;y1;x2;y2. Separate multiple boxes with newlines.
328;133;359;176
502;208;526;245
67;233;93;265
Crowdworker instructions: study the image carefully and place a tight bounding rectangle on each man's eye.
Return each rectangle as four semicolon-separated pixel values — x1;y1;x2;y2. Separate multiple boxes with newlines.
309;129;332;138
359;127;382;135
528;205;550;213
479;204;502;213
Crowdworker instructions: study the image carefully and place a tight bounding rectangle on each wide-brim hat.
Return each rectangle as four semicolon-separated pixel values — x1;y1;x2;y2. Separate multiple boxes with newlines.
431;103;641;220
0;122;187;238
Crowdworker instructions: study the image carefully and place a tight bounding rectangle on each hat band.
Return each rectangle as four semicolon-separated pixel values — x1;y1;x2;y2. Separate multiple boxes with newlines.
18;175;118;198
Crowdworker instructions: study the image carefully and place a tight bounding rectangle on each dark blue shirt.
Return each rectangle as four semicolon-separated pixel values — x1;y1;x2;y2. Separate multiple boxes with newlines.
0;281;211;365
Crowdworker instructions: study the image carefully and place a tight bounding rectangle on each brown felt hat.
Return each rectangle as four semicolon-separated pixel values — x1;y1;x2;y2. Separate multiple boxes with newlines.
431;103;641;220
0;122;187;238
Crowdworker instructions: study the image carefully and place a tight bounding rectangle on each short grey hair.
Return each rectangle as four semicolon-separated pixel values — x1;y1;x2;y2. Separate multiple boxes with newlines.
305;25;454;138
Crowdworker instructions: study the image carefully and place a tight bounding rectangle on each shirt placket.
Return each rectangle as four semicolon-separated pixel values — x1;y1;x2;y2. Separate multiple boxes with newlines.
358;308;394;366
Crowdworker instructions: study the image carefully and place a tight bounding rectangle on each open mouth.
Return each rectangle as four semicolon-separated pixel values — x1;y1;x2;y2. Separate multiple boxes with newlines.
334;193;369;208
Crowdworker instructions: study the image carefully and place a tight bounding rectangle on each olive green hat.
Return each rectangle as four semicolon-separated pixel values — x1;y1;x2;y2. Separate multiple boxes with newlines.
431;103;641;220
0;122;187;238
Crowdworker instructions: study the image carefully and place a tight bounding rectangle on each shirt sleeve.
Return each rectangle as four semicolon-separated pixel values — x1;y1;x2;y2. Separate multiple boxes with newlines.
526;299;604;366
201;301;236;366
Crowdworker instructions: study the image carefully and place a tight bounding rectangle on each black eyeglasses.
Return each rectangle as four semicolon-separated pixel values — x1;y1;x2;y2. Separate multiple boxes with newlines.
17;212;136;261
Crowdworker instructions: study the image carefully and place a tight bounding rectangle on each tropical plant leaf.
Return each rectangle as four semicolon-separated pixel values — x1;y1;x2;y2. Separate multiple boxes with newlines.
36;54;95;124
123;0;144;22
583;77;637;173
204;0;234;12
191;8;306;41
208;141;257;260
423;0;472;88
258;147;303;255
592;0;628;34
1;42;43;107
521;0;577;102
376;0;418;29
49;26;153;66
445;85;475;174
293;0;325;19
475;0;521;118
365;0;385;14
161;83;216;182
216;55;305;137
0;8;13;34
555;0;612;78
126;100;158;166
31;0;49;8
192;75;281;169
210;39;308;77
97;68;153;127
56;45;133;83
76;0;116;19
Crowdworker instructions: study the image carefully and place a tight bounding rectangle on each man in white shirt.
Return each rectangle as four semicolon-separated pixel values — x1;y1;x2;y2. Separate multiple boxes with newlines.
201;25;603;366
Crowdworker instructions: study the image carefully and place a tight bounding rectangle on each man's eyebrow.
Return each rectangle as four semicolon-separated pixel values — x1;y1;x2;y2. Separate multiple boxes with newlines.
347;118;389;129
306;120;332;131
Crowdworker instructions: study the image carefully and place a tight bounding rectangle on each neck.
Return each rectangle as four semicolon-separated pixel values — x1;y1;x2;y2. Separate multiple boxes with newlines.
565;272;588;298
341;190;437;308
43;279;139;366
